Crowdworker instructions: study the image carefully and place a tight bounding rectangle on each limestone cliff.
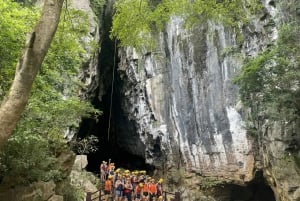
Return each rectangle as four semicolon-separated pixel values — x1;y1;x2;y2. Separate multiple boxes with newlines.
117;17;255;183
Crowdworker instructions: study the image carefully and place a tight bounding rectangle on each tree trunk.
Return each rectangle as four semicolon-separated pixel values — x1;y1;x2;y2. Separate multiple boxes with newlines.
0;0;64;151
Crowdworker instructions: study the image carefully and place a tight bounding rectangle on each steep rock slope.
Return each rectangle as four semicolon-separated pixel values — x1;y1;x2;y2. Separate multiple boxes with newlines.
117;17;255;183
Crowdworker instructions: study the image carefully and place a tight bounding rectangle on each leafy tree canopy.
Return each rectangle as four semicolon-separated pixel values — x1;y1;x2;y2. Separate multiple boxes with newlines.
110;0;261;49
234;22;300;126
0;1;100;186
0;0;38;96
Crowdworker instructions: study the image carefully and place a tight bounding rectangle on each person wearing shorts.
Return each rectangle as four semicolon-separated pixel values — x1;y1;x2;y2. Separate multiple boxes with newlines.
114;178;124;201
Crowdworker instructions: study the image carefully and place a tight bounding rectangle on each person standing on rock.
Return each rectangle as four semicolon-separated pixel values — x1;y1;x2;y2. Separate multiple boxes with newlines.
100;161;108;181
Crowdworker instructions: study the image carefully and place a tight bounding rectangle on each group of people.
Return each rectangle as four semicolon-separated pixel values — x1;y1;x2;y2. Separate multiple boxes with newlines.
100;160;164;201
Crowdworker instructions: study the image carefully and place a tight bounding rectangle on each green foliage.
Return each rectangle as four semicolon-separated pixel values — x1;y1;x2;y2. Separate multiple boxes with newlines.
111;0;157;49
64;186;85;201
60;180;85;201
0;4;101;186
110;0;261;50
13;0;37;6
199;176;223;190
234;22;300;124
0;0;38;97
0;134;59;184
167;167;185;188
90;0;105;16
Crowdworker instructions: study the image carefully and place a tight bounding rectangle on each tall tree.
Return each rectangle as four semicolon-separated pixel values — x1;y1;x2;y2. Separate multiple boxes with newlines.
0;0;64;151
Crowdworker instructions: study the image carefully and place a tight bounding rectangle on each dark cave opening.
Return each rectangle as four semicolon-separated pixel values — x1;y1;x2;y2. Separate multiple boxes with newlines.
228;183;275;201
208;171;275;201
77;10;153;174
77;54;153;174
226;171;275;201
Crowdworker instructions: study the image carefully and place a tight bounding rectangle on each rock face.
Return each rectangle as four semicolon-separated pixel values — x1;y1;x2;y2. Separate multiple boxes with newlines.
73;155;89;171
117;18;255;184
70;155;98;199
0;181;57;201
262;121;300;201
76;0;100;102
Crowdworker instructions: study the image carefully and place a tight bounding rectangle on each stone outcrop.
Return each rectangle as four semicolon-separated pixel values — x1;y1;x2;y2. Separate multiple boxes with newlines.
73;155;89;171
70;155;99;200
0;181;56;201
0;149;76;201
262;121;300;201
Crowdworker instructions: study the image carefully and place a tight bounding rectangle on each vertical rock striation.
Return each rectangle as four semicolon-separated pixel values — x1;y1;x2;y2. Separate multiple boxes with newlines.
117;16;255;183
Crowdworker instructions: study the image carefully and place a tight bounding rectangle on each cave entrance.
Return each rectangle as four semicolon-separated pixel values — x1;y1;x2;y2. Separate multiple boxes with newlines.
222;171;276;201
77;61;153;174
208;171;275;201
77;16;153;174
228;183;275;201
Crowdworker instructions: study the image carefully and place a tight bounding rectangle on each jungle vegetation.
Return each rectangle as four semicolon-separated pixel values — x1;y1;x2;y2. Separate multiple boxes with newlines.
0;0;100;194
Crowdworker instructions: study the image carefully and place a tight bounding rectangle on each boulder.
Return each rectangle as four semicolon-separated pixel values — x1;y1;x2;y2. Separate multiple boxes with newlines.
73;155;88;170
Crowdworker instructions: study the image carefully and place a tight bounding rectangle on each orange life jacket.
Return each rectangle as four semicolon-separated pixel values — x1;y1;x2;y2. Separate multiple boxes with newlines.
149;183;157;194
143;183;149;192
136;186;143;194
105;180;112;192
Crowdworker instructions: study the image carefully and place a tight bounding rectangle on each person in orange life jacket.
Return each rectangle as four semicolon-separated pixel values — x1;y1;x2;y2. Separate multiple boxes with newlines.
100;161;107;181
107;163;114;178
105;161;111;177
107;162;114;171
104;175;113;201
114;177;124;201
108;165;115;180
149;179;157;201
106;159;111;178
124;178;133;201
135;183;144;201
142;178;150;201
